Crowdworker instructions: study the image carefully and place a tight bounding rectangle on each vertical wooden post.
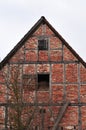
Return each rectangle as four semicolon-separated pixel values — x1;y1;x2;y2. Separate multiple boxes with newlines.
78;63;82;129
40;108;46;130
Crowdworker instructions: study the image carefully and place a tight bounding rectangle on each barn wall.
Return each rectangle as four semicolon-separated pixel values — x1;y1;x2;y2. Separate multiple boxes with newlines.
0;23;86;130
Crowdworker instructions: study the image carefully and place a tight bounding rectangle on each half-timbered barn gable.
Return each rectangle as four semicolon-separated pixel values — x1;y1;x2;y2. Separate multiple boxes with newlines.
0;16;86;130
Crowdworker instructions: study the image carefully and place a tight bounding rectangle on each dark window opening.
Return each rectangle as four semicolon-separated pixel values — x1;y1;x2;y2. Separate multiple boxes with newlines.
38;74;49;90
38;39;48;50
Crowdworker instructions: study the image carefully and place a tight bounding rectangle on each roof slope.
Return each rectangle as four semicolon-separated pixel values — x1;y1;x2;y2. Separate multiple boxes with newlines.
0;16;86;69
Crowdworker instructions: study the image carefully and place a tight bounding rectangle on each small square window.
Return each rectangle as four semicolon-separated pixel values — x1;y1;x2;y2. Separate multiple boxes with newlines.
38;74;49;90
38;39;48;50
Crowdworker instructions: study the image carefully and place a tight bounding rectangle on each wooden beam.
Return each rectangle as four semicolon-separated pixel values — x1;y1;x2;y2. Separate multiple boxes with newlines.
52;100;70;130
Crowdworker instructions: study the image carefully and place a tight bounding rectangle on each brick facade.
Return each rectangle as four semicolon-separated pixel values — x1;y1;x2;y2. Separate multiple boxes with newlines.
0;17;86;130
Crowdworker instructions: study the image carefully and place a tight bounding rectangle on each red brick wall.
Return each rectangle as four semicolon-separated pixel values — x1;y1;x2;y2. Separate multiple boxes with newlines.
0;23;86;129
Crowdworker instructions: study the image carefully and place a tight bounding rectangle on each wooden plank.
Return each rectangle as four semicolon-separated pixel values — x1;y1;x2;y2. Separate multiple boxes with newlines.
52;100;70;130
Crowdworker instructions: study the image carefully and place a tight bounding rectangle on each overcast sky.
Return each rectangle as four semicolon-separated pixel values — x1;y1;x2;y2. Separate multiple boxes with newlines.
0;0;86;62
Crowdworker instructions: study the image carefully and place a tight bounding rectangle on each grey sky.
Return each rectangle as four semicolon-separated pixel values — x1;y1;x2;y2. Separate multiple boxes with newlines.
0;0;86;61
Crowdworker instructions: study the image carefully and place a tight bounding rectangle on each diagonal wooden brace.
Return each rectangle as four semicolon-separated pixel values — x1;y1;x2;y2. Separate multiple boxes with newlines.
52;100;70;130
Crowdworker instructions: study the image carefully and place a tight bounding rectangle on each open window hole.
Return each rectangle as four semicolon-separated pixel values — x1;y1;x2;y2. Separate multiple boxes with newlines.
38;74;49;91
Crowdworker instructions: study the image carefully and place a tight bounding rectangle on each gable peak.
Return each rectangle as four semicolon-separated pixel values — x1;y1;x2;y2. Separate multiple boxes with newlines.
41;16;46;19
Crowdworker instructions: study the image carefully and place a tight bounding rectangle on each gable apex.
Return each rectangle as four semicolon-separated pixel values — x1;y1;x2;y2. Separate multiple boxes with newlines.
0;16;86;69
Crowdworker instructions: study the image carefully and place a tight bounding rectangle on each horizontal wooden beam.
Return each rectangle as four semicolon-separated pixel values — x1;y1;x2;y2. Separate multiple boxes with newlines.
0;102;86;107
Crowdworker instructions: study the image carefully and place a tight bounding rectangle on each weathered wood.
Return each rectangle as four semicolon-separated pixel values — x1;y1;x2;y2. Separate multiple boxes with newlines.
1;102;86;107
52;100;70;130
40;108;45;130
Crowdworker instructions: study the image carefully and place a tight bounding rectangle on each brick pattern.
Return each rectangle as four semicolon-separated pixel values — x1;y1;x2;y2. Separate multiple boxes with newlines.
65;64;78;83
0;23;86;129
63;46;77;61
0;107;5;129
50;36;62;49
52;85;64;103
81;106;86;129
60;107;78;127
80;64;86;82
66;85;78;103
10;46;24;62
25;37;37;49
52;64;63;83
50;50;62;61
